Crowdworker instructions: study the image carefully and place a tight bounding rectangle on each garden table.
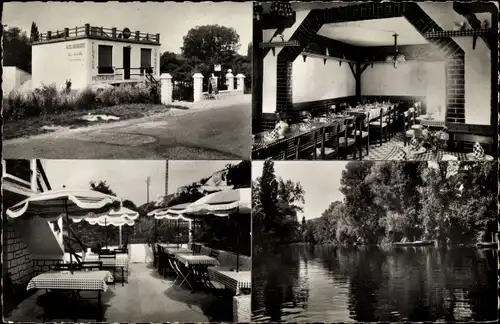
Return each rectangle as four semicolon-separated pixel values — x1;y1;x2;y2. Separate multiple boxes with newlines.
27;270;113;320
346;104;391;121
207;267;251;295
85;253;129;285
174;253;219;292
161;246;192;255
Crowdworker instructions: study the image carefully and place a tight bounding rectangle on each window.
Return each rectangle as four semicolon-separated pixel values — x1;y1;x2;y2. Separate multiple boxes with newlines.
98;45;113;74
5;160;32;183
140;48;152;73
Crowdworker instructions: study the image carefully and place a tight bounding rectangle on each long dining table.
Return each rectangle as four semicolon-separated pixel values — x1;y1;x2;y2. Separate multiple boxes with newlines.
252;116;351;159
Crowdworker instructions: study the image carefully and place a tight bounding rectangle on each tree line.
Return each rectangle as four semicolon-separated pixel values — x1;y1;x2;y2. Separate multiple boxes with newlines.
253;160;497;251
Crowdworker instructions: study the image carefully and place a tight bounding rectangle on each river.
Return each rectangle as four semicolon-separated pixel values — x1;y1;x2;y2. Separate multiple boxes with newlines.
252;244;497;322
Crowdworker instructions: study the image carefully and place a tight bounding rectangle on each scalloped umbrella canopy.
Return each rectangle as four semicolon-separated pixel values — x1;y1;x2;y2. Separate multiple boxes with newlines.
6;189;122;221
148;202;192;220
72;207;138;246
6;188;122;273
185;188;251;217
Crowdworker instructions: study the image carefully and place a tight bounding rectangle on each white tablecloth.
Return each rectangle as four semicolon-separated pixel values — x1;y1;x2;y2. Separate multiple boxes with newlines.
175;253;219;266
85;253;129;268
207;267;251;295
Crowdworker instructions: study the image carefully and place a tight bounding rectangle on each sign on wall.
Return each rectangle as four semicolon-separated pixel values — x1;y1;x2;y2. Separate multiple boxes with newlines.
92;75;116;81
67;42;85;62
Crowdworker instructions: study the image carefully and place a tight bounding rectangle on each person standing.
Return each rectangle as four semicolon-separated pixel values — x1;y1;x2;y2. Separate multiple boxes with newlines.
209;73;219;100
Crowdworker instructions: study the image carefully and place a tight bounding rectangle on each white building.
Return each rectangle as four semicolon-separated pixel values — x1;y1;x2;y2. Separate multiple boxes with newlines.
32;24;161;90
2;66;31;95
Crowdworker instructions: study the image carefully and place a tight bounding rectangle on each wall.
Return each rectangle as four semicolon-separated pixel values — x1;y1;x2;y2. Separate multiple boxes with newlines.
5;222;33;285
32;39;90;90
89;39;160;83
2;67;32;95
362;60;447;120
262;9;311;114
293;57;355;103
14;217;65;259
418;2;492;125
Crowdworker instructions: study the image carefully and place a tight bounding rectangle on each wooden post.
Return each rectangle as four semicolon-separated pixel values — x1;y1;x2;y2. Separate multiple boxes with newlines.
47;31;52;40
156;33;160;43
112;27;117;38
64;28;69;37
85;24;90;36
135;31;140;40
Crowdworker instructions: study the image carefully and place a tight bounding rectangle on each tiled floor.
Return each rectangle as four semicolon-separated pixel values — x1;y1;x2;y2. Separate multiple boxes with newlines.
343;132;405;161
4;263;230;323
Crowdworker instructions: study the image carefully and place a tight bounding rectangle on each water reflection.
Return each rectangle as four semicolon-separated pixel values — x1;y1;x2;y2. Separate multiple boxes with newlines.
252;244;497;322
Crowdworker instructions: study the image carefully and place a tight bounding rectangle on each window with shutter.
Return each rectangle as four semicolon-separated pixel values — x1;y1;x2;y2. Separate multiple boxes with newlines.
98;45;113;74
141;48;152;73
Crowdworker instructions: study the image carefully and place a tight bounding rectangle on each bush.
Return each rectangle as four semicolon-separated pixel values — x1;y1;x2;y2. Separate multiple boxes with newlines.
4;82;159;121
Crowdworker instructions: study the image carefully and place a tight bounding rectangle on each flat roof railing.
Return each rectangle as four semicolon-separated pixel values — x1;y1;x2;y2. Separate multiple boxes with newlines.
34;24;160;44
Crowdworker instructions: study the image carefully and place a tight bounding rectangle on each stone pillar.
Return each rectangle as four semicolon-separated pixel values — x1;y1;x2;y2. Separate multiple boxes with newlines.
236;74;245;92
160;73;173;104
226;69;234;91
233;295;251;322
193;73;204;102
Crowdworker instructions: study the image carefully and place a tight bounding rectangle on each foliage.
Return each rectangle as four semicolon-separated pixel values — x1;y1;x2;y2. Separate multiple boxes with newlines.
253;160;305;251
181;25;240;67
225;160;251;188
2;25;32;73
4;83;159;121
159;25;251;92
300;161;497;247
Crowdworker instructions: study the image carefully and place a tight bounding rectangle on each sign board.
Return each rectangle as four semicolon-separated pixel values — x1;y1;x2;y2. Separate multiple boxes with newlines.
214;64;221;72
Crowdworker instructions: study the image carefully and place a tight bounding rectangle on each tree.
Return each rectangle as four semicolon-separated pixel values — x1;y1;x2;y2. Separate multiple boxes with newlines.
181;25;241;69
30;22;39;42
90;180;116;196
2;25;32;73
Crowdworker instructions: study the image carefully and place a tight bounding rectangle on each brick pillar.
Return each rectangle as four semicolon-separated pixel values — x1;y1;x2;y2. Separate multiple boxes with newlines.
276;58;293;115
226;69;235;91
236;74;245;92
232;295;251;322
445;55;465;123
160;73;173;104
193;73;204;102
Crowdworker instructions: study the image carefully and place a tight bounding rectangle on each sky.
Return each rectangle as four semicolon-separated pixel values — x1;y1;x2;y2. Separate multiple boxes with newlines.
167;160;241;195
43;160;166;206
252;161;348;221
3;1;252;55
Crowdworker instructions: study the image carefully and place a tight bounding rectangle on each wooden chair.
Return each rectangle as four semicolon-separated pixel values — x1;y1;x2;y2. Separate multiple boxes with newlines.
294;131;318;160
369;108;388;146
99;253;121;285
315;123;339;160
452;133;495;156
338;117;358;159
80;261;103;271
404;108;421;146
355;113;370;159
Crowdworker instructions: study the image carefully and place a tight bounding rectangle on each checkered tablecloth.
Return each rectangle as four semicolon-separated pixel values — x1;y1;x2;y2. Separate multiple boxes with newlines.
207;267;251;295
164;247;192;255
85;254;129;268
417;116;446;128
27;271;113;292
384;146;467;161
175;253;219;266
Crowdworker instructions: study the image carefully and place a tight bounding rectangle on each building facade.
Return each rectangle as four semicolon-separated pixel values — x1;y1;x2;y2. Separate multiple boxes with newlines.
32;24;161;90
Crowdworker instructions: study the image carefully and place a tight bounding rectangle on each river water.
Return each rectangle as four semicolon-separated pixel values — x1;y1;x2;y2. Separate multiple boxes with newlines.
252;244;497;322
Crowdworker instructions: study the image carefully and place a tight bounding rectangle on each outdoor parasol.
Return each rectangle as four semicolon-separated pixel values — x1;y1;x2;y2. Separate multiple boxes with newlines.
6;189;122;274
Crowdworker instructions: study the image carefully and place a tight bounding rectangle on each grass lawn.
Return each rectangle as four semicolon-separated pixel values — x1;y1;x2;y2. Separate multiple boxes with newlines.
4;103;189;140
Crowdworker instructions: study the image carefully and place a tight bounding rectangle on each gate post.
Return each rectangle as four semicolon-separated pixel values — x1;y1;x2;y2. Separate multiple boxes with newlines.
193;73;204;102
226;69;235;91
236;74;245;92
160;73;173;104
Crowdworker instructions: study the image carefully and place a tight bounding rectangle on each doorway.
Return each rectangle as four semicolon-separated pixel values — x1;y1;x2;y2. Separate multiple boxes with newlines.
123;46;131;80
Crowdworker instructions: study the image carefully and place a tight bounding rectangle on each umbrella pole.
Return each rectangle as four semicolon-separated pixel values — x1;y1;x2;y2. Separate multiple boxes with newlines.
154;218;157;243
119;225;122;247
192;218;196;255
64;200;73;274
236;219;240;272
105;218;108;249
176;219;179;248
